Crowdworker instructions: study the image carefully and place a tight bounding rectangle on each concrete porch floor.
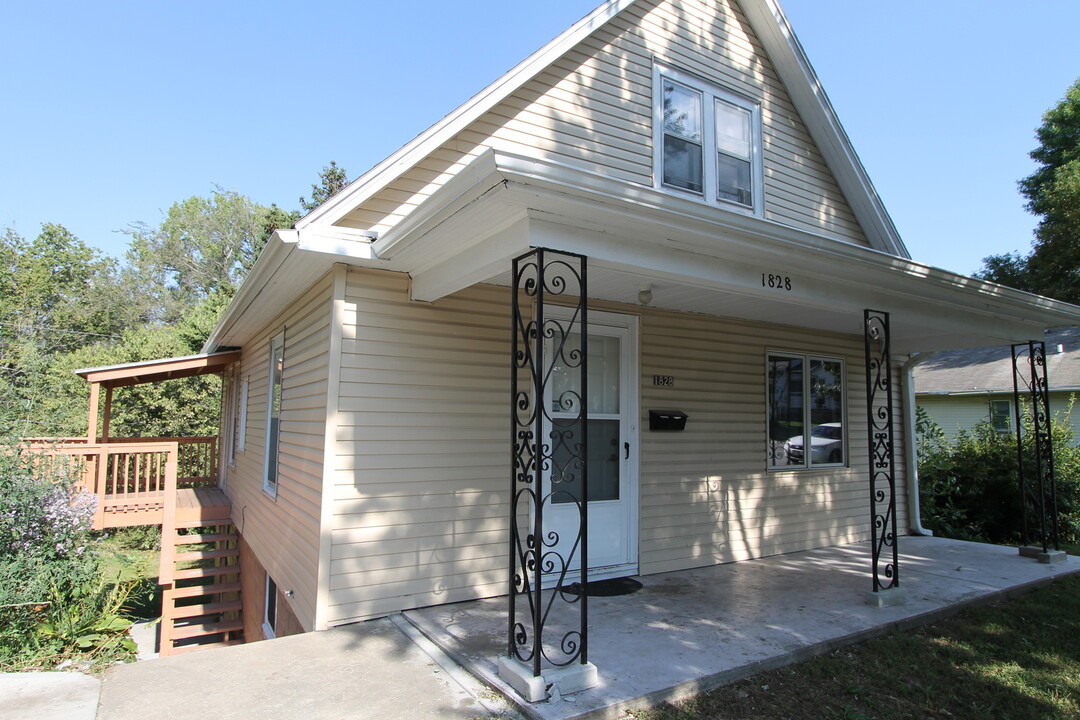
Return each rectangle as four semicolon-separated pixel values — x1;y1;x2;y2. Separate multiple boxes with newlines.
405;536;1080;720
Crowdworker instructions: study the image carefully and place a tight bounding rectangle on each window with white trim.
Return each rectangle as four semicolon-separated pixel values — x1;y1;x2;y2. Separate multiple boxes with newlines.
234;377;248;456
990;399;1011;433
263;574;278;639
656;66;762;214
767;352;845;469
263;332;284;497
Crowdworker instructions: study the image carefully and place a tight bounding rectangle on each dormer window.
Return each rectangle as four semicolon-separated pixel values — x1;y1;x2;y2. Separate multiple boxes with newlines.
656;66;762;214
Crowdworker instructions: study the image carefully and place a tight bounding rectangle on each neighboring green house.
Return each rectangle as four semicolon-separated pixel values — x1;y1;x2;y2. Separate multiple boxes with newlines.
914;328;1080;441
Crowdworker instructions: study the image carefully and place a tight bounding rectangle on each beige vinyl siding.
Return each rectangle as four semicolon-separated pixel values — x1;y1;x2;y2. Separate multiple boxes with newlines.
629;305;906;575
339;0;870;248
326;268;907;623
327;268;511;624
224;275;333;631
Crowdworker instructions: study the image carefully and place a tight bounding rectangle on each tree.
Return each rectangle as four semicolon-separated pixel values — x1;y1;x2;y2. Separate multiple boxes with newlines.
123;188;298;321
979;79;1080;302
299;161;348;213
0;225;131;436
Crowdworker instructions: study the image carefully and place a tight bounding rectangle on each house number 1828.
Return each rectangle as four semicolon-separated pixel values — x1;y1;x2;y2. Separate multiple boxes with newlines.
762;273;792;291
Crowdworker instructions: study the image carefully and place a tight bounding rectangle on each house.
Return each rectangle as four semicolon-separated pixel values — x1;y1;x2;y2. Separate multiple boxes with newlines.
52;0;1080;698
914;327;1080;441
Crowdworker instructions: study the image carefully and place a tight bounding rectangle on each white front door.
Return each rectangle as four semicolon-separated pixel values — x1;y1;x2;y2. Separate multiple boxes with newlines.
544;309;639;582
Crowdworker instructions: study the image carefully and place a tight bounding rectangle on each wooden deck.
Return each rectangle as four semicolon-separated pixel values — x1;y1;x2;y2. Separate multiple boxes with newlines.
176;487;231;525
22;438;224;530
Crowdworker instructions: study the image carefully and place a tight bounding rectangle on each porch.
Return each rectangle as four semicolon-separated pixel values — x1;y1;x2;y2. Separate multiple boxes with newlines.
404;536;1079;719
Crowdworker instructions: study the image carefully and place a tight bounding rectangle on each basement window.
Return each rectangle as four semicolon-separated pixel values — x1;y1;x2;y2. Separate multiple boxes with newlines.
263;574;278;639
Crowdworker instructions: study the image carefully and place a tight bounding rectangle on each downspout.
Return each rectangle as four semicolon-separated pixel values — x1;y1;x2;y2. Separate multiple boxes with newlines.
902;352;934;536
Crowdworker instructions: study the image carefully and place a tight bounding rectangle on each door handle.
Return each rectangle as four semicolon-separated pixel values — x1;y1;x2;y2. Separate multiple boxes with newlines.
624;441;630;460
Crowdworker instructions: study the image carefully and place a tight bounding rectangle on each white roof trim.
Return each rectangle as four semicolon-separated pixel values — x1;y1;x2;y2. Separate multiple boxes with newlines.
296;0;637;230
743;0;908;258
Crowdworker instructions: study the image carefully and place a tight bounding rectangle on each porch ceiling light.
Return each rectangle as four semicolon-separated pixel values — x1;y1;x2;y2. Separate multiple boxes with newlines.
638;284;653;306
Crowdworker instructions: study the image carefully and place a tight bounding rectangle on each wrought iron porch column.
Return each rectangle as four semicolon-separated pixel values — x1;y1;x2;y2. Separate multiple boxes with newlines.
864;309;904;606
500;247;597;702
1011;341;1064;562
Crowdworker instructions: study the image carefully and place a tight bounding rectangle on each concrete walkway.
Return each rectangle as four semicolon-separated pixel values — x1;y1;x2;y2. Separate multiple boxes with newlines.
406;536;1080;720
97;616;521;720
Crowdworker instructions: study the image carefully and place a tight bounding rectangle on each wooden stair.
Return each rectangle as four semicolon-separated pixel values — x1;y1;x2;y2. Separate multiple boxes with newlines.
159;514;244;657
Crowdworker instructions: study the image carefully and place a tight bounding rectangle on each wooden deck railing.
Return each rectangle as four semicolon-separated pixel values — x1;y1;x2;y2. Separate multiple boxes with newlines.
23;436;218;485
22;441;180;530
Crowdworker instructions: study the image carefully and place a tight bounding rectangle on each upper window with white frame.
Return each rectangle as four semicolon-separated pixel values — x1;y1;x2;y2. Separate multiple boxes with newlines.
767;352;845;469
655;66;762;214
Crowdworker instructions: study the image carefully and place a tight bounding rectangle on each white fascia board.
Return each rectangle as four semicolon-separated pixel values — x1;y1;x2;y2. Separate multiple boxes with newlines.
742;0;909;259
203;231;299;352
294;0;637;231
202;228;384;352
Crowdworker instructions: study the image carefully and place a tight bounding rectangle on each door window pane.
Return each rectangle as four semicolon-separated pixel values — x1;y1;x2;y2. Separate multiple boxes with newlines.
551;419;620;504
551;333;620;415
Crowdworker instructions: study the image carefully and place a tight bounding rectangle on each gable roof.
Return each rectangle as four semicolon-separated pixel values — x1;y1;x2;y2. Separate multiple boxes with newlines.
296;0;908;258
914;327;1080;395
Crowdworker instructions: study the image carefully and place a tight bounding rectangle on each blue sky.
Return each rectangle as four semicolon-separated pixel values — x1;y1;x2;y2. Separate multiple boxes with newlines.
2;1;1078;276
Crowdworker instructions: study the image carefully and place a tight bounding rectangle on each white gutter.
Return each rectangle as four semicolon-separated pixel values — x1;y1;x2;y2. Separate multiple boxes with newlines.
902;352;934;536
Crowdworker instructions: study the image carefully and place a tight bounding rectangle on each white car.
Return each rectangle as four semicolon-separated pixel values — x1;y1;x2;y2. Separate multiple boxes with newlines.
785;423;843;465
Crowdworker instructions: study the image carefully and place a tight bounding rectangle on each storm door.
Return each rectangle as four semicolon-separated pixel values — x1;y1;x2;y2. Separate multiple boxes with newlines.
544;309;638;582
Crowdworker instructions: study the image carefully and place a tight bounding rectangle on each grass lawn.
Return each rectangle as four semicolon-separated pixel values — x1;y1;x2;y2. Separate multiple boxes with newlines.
628;574;1080;720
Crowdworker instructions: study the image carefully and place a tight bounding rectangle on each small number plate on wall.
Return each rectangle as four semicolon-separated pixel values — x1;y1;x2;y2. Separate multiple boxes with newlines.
653;375;675;387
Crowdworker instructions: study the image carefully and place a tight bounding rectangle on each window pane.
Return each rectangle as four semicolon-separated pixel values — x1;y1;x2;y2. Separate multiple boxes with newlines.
715;99;751;159
717;154;751;206
991;400;1011;433
551;419;620;504
808;359;844;466
265;336;284;490
768;355;803;466
662;80;702;141
663;135;704;193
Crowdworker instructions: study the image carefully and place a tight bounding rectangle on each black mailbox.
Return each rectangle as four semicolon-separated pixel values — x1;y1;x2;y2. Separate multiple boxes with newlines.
649;410;688;431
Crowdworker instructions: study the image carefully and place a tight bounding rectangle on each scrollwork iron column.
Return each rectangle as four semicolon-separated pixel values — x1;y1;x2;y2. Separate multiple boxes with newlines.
864;309;899;595
1011;341;1059;553
508;248;589;680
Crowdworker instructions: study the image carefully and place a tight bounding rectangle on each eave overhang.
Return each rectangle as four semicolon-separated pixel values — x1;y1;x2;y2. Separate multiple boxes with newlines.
76;351;241;389
373;149;1080;355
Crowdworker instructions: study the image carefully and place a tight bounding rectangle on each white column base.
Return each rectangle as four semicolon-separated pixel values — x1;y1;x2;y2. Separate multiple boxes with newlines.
865;586;906;607
497;656;599;703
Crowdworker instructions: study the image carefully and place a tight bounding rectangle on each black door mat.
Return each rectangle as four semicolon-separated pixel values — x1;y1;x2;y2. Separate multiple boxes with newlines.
560;577;643;597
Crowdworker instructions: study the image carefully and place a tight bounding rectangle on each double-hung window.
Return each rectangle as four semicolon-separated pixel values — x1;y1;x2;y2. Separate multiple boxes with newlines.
263;332;285;497
656;66;762;214
990;399;1011;433
767;352;846;469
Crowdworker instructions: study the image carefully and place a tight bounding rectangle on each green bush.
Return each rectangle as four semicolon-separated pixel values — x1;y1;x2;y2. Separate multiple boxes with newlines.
917;402;1080;546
